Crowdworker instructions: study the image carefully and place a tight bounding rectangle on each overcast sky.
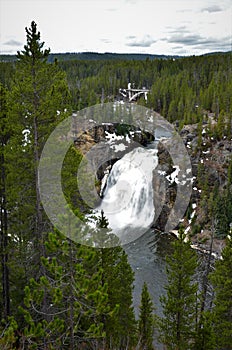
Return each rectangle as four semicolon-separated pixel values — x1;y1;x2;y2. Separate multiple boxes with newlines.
0;0;231;56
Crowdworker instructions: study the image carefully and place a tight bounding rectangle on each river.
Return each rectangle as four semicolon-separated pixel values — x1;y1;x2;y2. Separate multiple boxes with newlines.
96;137;174;348
125;229;173;349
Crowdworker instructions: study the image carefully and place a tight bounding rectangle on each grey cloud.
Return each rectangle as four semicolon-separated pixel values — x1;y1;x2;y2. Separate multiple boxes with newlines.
100;38;112;44
126;35;156;47
201;5;222;13
192;38;232;51
173;46;184;50
1;49;16;54
166;34;205;46
167;26;190;34
163;33;231;51
3;39;22;46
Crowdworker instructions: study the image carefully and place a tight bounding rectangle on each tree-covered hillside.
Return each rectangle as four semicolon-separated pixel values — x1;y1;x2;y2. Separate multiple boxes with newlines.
0;52;179;63
1;51;231;116
52;52;232;115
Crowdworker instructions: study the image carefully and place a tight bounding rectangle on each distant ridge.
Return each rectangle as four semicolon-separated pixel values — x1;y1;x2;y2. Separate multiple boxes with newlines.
47;52;181;62
0;52;179;62
0;51;231;62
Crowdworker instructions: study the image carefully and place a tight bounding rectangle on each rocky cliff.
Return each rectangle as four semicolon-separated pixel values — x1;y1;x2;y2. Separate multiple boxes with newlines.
155;116;231;255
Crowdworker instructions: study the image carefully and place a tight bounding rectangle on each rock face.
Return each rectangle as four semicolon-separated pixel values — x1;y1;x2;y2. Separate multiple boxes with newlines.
153;140;192;233
152;143;173;231
153;120;231;254
74;123;154;151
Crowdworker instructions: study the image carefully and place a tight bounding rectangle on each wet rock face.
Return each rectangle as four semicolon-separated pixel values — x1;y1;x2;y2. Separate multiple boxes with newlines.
157;142;173;173
75;123;154;146
96;158;119;181
152;143;174;232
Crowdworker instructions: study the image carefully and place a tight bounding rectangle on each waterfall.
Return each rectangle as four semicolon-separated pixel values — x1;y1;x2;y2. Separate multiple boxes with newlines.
98;144;158;244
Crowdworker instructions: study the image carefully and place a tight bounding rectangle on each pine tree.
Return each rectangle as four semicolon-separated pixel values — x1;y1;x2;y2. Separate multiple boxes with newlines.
95;211;137;349
0;84;10;319
159;227;198;350
216;111;226;140
18;229;110;349
3;21;71;338
214;190;231;238
110;249;137;349
61;144;90;213
0;316;18;349
6;20;71;277
210;233;232;349
194;311;216;350
138;282;155;350
194;225;216;350
14;209;137;349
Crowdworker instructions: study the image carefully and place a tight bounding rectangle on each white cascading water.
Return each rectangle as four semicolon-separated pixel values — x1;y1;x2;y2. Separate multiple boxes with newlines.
99;145;158;244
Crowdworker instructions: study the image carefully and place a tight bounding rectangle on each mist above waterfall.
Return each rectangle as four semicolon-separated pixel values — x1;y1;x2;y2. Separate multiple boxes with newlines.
98;145;158;244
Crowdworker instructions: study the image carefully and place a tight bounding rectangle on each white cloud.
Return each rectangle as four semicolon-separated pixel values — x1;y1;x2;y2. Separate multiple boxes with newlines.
126;35;156;47
3;39;22;46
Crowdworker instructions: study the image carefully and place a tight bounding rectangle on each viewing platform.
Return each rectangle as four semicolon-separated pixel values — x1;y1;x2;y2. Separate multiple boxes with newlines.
119;83;149;102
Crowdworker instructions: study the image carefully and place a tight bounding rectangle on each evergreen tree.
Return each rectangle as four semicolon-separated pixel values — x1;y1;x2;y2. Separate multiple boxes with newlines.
17;229;109;349
159;227;198;350
194;311;216;350
214;190;232;238
138;282;155;350
210;233;232;349
109;249;137;349
6;20;71;277
0;316;18;349
95;211;137;349
61;144;90;213
0;84;10;319
194;225;216;350
3;20;71;335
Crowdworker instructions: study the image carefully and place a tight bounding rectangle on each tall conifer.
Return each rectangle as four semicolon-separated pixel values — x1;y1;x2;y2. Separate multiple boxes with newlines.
210;233;232;349
6;21;71;273
0;84;10;319
159;228;198;350
95;211;137;349
5;20;71;329
138;282;155;350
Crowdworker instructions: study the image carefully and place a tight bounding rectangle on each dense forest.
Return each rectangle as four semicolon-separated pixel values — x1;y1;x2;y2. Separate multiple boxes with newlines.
0;22;232;349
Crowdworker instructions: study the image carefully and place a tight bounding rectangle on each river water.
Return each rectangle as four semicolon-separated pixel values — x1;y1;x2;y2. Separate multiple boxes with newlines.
96;139;175;348
125;229;169;316
125;229;172;349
